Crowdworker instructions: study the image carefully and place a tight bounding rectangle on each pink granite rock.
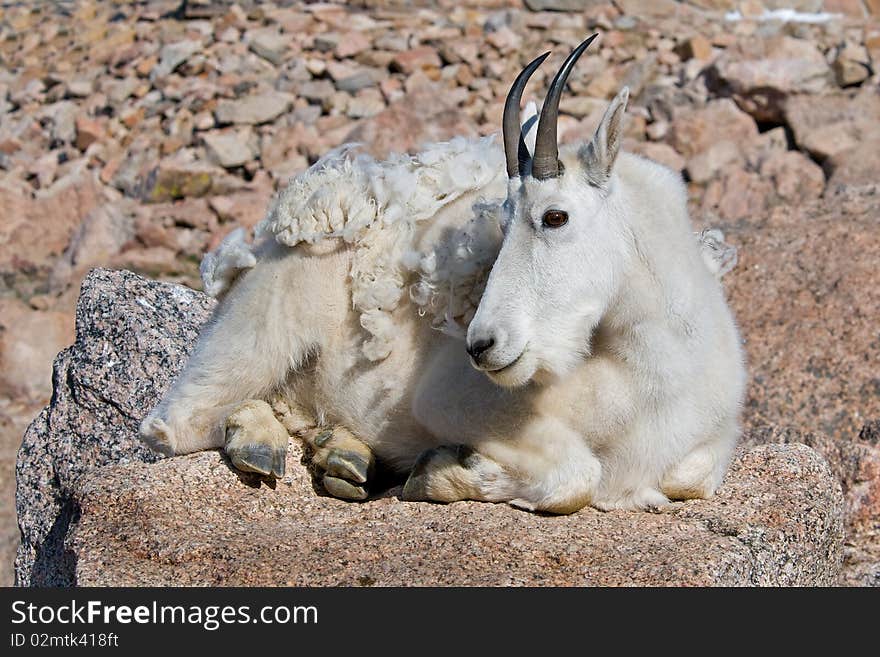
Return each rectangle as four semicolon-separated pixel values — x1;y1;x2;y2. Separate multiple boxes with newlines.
16;270;845;586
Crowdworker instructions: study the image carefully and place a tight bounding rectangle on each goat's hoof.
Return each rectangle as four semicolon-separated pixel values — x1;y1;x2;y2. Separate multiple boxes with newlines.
227;443;286;479
400;473;430;502
323;475;368;501
224;400;290;479
304;426;375;501
326;450;370;484
401;446;460;502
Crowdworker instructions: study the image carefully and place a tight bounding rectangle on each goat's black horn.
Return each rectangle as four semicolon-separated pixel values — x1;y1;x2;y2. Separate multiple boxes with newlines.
532;34;598;181
502;51;550;178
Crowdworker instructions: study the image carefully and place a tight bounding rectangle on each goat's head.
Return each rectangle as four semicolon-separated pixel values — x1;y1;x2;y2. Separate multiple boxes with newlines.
467;35;631;387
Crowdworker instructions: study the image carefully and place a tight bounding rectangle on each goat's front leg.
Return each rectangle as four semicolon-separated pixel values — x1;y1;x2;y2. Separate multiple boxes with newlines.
140;249;325;477
402;417;601;514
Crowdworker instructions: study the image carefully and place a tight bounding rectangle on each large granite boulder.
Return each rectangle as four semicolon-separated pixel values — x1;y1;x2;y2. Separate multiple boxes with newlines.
15;268;848;586
15;269;215;585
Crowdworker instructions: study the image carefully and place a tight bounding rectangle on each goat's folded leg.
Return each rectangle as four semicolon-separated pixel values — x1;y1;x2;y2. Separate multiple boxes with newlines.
302;426;375;501
402;417;602;515
224;399;290;478
401;444;517;506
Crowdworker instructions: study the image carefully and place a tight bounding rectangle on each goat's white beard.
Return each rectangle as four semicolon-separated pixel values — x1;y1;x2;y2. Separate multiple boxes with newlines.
482;336;592;388
484;349;538;388
498;327;594;388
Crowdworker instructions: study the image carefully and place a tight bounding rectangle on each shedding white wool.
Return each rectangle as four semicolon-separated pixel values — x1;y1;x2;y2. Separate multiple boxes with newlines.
257;144;378;245
408;201;503;338
256;136;503;244
253;135;505;360
696;228;738;279
199;227;257;298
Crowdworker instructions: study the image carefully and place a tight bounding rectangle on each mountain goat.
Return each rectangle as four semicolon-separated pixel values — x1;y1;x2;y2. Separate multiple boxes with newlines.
141;35;746;513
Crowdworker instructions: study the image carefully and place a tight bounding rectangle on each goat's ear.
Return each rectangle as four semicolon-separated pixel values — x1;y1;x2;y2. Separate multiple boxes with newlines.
521;100;539;158
578;86;629;187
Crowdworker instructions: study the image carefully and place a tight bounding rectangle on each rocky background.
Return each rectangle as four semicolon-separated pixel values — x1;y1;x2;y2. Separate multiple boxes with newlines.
2;0;879;585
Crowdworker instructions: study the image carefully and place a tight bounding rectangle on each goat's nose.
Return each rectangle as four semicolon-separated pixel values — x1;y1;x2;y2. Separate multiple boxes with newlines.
467;337;495;361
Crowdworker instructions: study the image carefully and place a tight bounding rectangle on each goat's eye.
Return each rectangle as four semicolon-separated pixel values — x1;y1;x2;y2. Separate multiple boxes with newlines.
542;209;569;228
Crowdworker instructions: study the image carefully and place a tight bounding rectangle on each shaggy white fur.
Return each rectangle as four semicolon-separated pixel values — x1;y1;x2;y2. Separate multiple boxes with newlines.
207;136;505;360
406;200;504;338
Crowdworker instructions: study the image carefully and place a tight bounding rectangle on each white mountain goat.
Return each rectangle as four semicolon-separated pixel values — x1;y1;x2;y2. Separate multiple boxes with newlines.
141;35;746;513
